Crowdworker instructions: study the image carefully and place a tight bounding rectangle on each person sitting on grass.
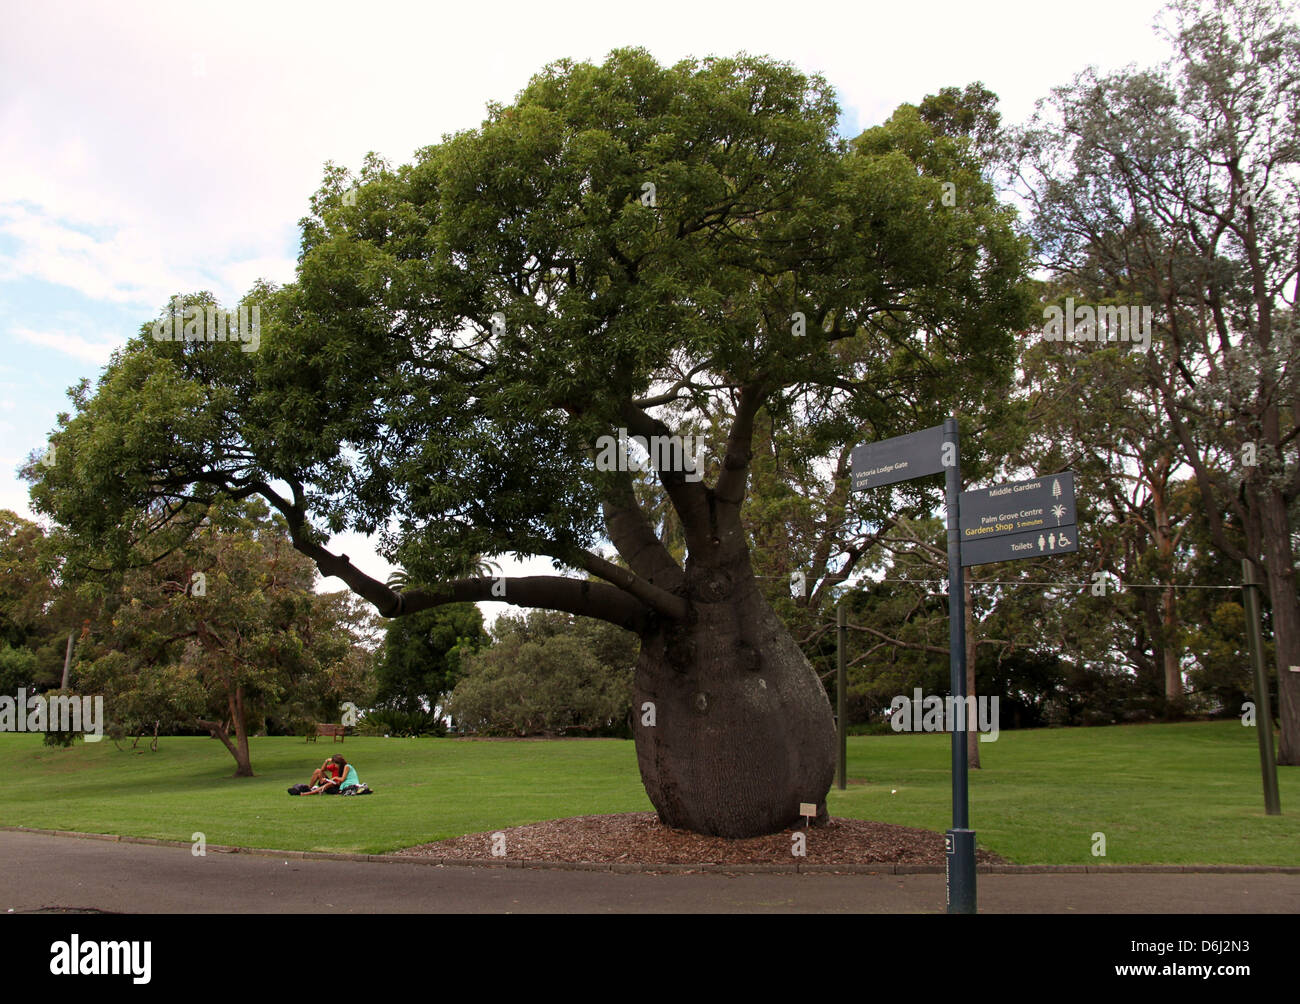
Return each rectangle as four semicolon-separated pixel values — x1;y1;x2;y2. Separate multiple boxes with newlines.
288;757;342;795
305;754;359;795
308;757;340;788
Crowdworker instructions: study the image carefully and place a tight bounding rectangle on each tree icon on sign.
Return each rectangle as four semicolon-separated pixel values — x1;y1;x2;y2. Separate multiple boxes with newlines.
1052;478;1062;499
1051;504;1065;524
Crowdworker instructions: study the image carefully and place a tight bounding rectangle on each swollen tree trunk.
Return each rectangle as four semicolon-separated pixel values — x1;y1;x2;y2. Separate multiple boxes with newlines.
633;563;836;838
282;392;838;837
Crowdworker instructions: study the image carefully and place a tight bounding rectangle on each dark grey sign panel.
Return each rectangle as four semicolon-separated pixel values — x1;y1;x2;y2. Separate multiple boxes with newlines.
960;523;1079;567
959;472;1075;543
851;425;946;492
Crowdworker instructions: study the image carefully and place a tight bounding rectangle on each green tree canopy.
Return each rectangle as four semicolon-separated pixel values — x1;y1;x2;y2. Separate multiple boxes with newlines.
373;602;485;714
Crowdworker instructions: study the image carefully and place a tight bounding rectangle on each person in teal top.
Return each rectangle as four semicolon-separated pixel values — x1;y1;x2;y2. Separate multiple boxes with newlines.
305;754;359;794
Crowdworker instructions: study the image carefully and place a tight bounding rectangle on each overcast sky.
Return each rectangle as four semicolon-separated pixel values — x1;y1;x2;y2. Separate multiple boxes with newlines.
0;0;1180;618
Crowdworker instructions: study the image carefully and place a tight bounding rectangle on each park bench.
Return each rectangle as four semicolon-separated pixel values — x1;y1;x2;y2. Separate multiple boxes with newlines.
308;723;346;743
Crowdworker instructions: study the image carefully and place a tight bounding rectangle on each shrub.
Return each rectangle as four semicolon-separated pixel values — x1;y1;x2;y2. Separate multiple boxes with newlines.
356;708;446;737
447;632;632;737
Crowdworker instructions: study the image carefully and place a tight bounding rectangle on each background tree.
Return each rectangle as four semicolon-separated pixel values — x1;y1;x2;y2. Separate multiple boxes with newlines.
0;510;52;652
447;610;638;736
1010;0;1300;759
372;602;486;715
270;586;379;736
73;504;377;774
0;509;91;693
1014;318;1197;717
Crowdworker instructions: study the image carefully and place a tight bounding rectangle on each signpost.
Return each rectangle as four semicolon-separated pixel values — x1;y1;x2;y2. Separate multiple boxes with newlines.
852;421;974;914
850;425;1082;915
940;418;974;915
960;473;1075;540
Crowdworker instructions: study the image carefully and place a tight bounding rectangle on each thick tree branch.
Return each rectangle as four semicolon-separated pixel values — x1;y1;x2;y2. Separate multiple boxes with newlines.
279;508;653;631
400;575;652;633
600;471;686;590
714;381;768;507
563;548;688;621
619;402;714;553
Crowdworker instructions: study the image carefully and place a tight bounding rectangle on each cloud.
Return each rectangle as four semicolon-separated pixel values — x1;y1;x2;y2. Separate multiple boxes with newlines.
0;202;226;308
12;325;122;364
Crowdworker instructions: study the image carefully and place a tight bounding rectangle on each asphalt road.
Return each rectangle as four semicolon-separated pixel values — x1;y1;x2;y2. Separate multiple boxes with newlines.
2;831;1298;913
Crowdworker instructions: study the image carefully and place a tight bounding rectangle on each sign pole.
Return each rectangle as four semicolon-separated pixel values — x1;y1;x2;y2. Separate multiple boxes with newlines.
944;416;976;914
60;631;74;690
1242;559;1282;815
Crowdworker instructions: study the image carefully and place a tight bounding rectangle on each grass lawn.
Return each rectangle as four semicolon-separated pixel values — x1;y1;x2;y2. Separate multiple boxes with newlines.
830;720;1299;866
1;721;1296;863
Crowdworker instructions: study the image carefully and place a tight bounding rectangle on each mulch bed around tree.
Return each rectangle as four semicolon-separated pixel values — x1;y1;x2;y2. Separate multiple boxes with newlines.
393;812;1005;869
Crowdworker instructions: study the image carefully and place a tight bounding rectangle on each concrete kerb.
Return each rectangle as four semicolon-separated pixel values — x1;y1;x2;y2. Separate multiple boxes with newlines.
4;826;1298;875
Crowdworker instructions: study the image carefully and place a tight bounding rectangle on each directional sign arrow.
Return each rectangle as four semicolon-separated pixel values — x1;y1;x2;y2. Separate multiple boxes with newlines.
960;522;1079;567
850;425;946;492
960;472;1075;543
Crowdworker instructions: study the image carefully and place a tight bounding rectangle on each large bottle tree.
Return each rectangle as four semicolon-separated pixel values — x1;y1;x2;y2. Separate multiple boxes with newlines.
30;50;1032;837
